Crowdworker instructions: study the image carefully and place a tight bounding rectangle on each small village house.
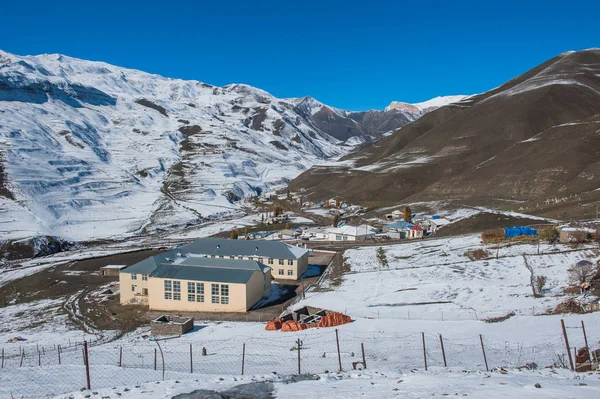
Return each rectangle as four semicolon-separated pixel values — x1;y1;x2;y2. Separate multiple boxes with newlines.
327;225;377;241
383;221;423;239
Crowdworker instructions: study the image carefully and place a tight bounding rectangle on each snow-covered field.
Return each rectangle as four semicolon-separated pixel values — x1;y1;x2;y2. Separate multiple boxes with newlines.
2;233;600;398
296;235;599;320
51;369;600;399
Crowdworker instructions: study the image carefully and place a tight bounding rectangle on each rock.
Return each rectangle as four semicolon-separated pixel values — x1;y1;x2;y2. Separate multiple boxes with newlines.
535;383;542;388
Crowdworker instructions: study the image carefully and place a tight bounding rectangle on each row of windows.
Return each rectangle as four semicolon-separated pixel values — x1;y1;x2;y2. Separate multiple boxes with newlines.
130;285;148;295
131;274;148;281
163;280;229;304
207;255;293;265
277;269;295;276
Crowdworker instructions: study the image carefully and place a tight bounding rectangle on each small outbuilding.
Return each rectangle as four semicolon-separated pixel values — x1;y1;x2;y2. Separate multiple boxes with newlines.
151;315;194;336
100;264;127;277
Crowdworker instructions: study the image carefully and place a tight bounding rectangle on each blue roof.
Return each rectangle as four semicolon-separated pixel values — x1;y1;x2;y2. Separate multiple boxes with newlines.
384;221;414;230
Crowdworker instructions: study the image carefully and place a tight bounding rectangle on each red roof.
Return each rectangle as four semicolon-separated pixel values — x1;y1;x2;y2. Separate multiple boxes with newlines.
410;226;424;231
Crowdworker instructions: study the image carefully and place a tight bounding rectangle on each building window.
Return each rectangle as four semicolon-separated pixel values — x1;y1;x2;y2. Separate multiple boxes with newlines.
142;288;148;295
221;297;229;304
238;256;243;259
188;282;205;302
287;260;293;266
279;259;284;265
219;255;224;259
279;269;284;275
336;235;342;241
131;274;137;280
258;257;263;263
131;285;137;292
221;285;229;297
164;280;176;300
288;270;294;276
211;255;216;258
211;295;219;304
249;257;254;261
142;275;148;281
268;258;274;265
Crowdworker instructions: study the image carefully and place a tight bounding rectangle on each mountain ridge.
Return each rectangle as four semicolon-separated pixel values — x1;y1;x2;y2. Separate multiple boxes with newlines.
0;49;437;242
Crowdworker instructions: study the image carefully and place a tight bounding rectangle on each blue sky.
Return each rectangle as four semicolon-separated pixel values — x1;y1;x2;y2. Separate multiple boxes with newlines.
1;0;598;110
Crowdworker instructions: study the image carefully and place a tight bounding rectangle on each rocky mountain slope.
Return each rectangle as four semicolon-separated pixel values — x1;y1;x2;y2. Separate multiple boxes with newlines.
0;50;425;242
290;49;600;207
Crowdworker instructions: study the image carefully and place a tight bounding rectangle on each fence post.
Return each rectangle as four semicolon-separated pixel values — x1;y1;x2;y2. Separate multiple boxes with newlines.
422;332;427;371
561;319;575;371
479;335;489;372
439;334;447;367
83;341;91;390
574;347;577;370
241;343;246;375
335;329;342;372
190;344;193;373
119;346;123;367
297;338;301;374
154;348;157;371
361;343;367;369
38;349;41;366
19;351;24;367
58;345;62;365
581;320;591;367
1;348;3;369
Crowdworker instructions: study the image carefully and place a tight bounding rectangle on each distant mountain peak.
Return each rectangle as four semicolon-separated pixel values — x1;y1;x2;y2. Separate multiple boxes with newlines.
385;95;469;114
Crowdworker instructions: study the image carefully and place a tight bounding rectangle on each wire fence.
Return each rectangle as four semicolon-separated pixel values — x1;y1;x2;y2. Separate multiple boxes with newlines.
0;326;592;399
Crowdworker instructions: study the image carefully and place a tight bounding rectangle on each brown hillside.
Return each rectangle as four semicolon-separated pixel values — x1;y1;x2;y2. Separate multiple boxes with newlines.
290;49;600;206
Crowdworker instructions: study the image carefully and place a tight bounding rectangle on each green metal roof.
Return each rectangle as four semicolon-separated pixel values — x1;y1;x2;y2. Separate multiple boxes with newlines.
150;264;256;284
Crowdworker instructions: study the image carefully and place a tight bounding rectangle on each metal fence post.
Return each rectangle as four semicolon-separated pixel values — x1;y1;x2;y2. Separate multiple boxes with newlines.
439;334;447;367
335;329;342;372
297;338;301;374
361;343;367;369
581;320;591;367
421;333;428;371
58;345;62;365
190;344;193;373
154;348;157;371
83;341;91;390
561;319;575;371
242;343;246;375
119;346;123;367
479;335;489;372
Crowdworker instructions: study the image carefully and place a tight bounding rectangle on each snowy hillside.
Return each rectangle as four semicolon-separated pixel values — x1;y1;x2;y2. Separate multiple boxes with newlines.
385;95;469;114
0;51;416;243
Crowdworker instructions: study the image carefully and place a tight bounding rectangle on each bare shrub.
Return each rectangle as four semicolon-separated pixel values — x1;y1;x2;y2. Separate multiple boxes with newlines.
535;275;547;297
567;261;598;285
464;248;490;261
481;229;505;243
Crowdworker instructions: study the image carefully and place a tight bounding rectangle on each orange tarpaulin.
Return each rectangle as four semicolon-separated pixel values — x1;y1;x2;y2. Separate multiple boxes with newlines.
317;312;352;328
265;311;352;331
265;318;283;331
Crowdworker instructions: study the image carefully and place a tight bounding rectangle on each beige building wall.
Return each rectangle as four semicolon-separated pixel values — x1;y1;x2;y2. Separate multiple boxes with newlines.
271;252;308;280
146;270;272;312
119;272;150;304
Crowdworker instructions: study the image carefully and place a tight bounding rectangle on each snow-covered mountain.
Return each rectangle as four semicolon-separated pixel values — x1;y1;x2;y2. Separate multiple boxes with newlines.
385;95;468;114
0;50;419;243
